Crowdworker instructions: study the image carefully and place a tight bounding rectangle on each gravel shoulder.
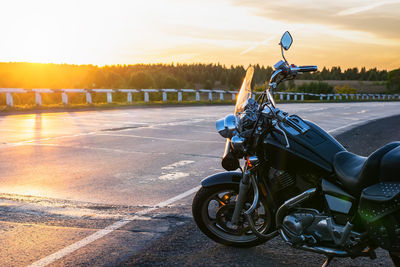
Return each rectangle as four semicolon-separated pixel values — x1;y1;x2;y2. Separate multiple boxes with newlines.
121;115;400;267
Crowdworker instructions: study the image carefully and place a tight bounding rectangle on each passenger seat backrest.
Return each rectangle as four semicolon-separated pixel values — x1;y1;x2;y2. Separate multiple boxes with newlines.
380;145;400;181
358;142;400;188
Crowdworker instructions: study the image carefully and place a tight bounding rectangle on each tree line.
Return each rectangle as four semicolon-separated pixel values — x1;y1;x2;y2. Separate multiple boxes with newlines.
0;62;397;91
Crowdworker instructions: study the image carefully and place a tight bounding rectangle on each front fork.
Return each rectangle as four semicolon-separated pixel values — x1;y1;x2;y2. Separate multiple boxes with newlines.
231;156;279;240
231;169;251;224
231;156;259;225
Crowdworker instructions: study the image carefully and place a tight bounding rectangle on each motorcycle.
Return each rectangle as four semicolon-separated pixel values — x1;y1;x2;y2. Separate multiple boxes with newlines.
192;31;400;266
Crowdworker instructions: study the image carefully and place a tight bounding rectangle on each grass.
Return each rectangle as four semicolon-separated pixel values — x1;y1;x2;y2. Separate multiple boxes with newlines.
0;100;237;113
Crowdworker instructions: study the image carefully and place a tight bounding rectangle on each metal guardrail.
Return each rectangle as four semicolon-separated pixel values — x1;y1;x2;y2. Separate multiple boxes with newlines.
0;88;399;107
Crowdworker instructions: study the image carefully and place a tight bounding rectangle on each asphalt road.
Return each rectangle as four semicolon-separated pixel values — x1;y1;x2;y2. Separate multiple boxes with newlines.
0;102;400;266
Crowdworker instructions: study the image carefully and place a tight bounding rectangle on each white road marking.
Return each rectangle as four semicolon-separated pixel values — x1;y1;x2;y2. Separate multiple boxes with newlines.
161;160;195;170
159;160;195;180
97;133;224;144
159;172;190;181
327;119;365;134
28;143;167;155
28;185;201;267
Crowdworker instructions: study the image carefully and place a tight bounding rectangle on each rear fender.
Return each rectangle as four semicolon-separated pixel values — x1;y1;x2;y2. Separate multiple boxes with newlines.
201;172;242;187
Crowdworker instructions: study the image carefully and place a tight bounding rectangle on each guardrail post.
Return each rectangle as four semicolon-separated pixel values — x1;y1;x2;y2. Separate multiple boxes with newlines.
300;93;304;101
220;92;224;101
6;93;13;106
86;92;92;104
119;89;138;103
162;92;167;102
107;92;112;103
228;91;237;101
196;92;200;101
35;92;42;106
62;92;68;105
280;93;284;101
294;94;297;101
141;89;159;102
32;89;53;106
200;89;213;101
178;91;182;102
319;94;323;100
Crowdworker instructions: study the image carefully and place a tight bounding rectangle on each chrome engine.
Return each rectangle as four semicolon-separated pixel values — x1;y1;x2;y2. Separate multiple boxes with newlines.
281;209;362;249
282;209;332;245
276;189;363;252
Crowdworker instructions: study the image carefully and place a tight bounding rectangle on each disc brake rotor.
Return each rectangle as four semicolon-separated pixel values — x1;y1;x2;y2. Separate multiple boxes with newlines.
216;203;251;235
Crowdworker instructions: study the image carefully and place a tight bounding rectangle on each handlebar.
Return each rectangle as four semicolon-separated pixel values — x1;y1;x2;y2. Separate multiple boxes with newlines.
268;107;308;134
297;65;318;72
289;65;318;75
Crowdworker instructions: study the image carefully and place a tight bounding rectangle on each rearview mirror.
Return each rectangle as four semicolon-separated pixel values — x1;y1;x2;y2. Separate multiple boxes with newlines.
280;31;293;51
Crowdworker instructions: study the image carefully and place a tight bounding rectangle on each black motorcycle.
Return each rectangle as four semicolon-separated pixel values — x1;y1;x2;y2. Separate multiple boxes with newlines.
192;31;400;266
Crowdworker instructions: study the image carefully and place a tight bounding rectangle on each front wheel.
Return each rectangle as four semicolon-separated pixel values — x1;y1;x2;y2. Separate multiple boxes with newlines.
192;184;274;248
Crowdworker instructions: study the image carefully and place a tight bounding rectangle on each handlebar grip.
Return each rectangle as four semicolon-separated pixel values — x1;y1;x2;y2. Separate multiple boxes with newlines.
298;65;317;72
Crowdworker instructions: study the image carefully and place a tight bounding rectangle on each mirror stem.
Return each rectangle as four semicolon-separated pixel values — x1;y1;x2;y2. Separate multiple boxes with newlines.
281;46;289;65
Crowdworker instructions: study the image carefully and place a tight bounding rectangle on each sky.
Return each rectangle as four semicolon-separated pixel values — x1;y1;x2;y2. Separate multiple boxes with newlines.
0;0;399;70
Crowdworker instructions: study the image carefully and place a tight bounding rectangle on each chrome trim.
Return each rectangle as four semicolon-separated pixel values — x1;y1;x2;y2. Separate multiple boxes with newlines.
231;135;244;151
279;230;348;257
276;188;317;228
300;245;348;257
224;114;236;131
216;114;237;138
274;123;290;148
244;173;259;216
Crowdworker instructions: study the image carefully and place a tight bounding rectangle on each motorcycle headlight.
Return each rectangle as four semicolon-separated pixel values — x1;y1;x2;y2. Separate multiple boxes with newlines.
216;114;237;138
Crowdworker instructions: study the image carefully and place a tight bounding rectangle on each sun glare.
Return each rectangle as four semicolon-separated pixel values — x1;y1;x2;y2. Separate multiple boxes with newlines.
0;0;399;68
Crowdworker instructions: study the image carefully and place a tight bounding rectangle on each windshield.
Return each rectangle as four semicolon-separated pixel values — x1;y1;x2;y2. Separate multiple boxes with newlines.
234;66;254;115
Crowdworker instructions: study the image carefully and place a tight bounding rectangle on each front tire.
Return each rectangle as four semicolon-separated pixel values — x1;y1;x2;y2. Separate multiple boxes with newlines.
192;184;274;248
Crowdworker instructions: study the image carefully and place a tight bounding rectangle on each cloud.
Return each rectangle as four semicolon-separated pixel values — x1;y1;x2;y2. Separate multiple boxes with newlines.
231;0;400;40
338;0;400;16
240;36;275;55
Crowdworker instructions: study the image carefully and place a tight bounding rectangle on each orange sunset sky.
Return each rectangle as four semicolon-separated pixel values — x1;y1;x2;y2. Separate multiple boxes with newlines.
0;0;399;70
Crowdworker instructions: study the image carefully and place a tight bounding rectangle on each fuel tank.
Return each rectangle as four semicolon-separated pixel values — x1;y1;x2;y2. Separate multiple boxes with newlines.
263;115;345;174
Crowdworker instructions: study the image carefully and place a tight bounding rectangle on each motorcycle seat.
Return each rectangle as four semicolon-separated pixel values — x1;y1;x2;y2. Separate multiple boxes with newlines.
333;142;400;196
380;145;400;181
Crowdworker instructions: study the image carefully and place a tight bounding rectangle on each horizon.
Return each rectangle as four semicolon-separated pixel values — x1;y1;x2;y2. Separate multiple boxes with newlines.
0;61;391;72
1;0;399;70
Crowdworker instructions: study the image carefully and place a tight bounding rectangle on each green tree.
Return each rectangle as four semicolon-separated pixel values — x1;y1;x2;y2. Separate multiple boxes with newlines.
295;82;334;94
129;72;155;89
163;76;179;89
387;68;400;93
204;80;214;89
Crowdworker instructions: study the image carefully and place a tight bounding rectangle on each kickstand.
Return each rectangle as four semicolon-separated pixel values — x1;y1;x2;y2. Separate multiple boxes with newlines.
321;256;333;267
